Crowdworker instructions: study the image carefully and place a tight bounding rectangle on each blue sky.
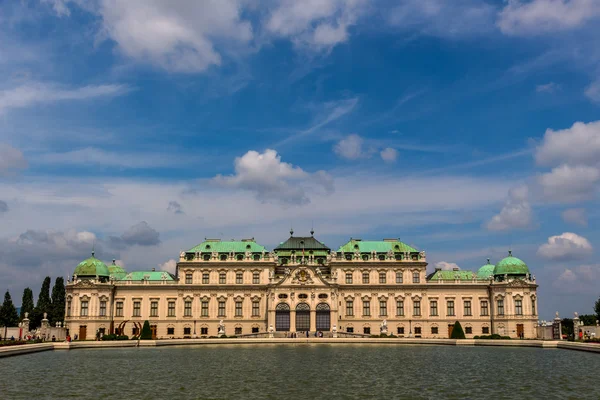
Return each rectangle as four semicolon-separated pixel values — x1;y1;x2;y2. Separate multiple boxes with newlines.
1;0;599;319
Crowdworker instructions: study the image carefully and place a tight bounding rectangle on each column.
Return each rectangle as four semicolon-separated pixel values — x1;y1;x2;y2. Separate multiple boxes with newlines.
290;310;296;332
310;310;316;333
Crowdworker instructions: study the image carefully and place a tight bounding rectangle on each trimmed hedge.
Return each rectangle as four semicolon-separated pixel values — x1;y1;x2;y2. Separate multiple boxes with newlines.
101;334;129;341
450;321;466;339
473;334;511;340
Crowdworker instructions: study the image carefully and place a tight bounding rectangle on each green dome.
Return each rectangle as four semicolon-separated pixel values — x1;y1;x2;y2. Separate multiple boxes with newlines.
476;259;495;279
108;259;127;280
493;251;529;276
74;252;110;278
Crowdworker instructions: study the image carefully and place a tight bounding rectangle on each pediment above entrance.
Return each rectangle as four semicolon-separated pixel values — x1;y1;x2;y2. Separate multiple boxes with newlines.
273;266;331;287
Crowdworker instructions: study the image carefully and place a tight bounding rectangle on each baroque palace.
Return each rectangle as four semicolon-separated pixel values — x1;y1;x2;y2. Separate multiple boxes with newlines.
65;231;538;340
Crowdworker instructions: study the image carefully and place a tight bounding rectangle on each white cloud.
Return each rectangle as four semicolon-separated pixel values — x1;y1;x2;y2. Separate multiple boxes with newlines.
538;164;600;203
159;259;177;274
585;79;600;103
536;82;559;93
35;147;179;169
266;0;368;49
389;0;496;38
554;264;600;294
0;143;28;176
561;208;587;226
380;147;397;163
537;232;593;260
535;120;600;167
0;82;130;114
498;0;600;35
486;185;532;231
334;134;372;160
435;261;459;270
119;221;161;246
213;149;333;205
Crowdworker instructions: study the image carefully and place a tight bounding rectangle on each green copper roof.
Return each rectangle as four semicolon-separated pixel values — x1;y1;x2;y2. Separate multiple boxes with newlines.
108;260;127;280
476;259;495;279
74;253;110;277
494;251;529;276
337;239;418;253
119;271;175;281
187;239;267;253
275;234;330;251
427;270;476;281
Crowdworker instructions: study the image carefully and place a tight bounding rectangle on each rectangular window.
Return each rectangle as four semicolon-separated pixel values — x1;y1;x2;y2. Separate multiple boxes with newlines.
346;273;353;284
184;300;192;316
133;301;141;317
447;300;455;316
497;299;504;316
202;273;209;284
167;327;175;335
99;300;106;317
346;300;354;316
236;272;243;284
465;326;472;334
379;272;386;284
431;327;438;334
218;301;226;317
482;326;490;334
185;273;192;284
396;300;404;316
116;301;123;317
168;301;175;317
235;327;242;335
150;301;158;317
363;327;371;335
414;327;422;335
464;300;472;316
183;327;191;335
252;301;260;316
430;300;438;316
363;300;371;316
413;272;420;283
362;272;370;284
67;300;72;317
397;327;405;335
235;301;243;316
532;299;536;315
219;272;226;284
253;272;260;284
515;299;523;315
252;327;259;333
396;272;403;284
201;300;209;317
413;300;421;316
346;327;354;333
379;300;387;316
481;301;489;316
80;300;88;316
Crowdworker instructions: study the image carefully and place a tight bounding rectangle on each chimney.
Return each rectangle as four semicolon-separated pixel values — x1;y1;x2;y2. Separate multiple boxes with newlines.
452;267;460;271
152;267;156;272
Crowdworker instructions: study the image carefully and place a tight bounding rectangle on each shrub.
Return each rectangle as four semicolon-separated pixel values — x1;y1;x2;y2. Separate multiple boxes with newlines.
450;321;466;339
474;334;511;340
370;335;380;338
101;334;116;341
140;320;152;340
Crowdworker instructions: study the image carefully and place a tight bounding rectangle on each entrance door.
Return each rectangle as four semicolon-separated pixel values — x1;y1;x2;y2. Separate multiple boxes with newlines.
448;324;454;338
316;303;330;331
516;324;524;338
150;325;157;339
296;303;310;331
79;325;87;340
275;303;290;331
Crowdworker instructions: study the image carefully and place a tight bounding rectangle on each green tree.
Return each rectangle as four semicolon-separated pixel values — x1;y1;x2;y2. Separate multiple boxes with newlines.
561;318;574;337
595;296;600;323
450;321;466;339
1;291;19;340
140;320;152;340
20;288;34;320
50;277;66;325
31;276;52;329
579;314;597;326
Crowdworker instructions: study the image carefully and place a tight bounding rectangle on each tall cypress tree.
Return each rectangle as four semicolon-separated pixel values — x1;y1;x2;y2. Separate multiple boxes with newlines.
50;277;66;324
31;276;52;329
0;291;19;329
20;288;34;320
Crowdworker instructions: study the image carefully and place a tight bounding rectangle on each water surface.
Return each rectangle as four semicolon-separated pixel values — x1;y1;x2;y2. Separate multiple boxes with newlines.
1;344;598;399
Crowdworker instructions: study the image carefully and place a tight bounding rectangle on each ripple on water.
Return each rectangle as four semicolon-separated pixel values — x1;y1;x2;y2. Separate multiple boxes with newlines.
0;344;599;400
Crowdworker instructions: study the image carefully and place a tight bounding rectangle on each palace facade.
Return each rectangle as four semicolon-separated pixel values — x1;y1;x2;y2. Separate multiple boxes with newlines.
64;231;538;340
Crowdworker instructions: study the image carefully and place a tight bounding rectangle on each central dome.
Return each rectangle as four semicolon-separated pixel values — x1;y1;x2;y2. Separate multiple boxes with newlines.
493;251;529;276
74;252;110;278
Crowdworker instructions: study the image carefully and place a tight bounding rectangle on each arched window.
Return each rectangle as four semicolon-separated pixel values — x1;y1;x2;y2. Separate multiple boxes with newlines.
296;302;310;331
275;303;290;331
316;302;330;332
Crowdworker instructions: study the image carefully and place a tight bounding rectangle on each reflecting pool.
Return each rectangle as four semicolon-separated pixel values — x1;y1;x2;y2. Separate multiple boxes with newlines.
1;344;598;399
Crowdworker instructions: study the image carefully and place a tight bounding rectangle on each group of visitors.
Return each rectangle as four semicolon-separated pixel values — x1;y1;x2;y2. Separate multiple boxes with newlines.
283;331;325;338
